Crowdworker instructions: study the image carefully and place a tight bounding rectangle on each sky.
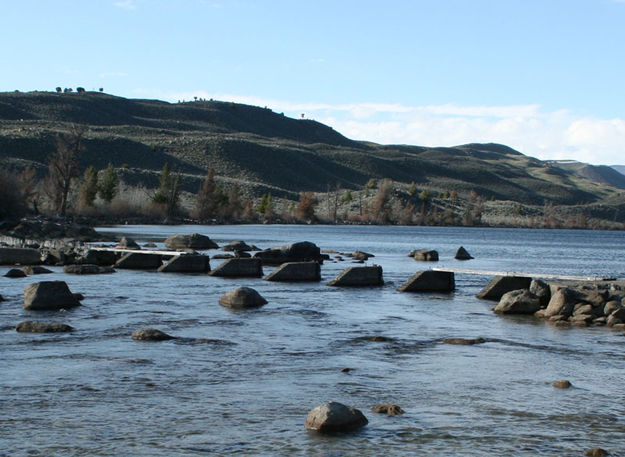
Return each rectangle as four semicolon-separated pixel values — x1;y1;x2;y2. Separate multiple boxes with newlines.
2;0;624;165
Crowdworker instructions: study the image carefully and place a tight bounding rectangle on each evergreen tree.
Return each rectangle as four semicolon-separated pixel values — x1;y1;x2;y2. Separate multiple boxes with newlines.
79;165;99;207
98;163;118;203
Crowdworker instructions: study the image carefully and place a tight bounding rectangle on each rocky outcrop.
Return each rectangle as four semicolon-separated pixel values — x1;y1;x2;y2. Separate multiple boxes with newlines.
398;270;455;292
23;281;81;310
327;266;383;287
158;254;210;273
455;246;473;260
16;321;74;333
63;264;115;274
493;289;541;314
209;258;263;277
305;402;368;433
131;328;176;341
253;241;322;265
477;276;532;301
410;249;439;261
115;252;162;270
164;233;218;250
0;247;41;265
219;287;267;309
264;262;321;282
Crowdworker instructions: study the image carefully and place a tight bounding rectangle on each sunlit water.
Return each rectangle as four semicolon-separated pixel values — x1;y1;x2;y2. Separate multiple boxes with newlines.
2;225;625;456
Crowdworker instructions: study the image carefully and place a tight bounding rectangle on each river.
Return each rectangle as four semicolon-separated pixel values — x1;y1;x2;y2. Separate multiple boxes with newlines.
1;225;624;456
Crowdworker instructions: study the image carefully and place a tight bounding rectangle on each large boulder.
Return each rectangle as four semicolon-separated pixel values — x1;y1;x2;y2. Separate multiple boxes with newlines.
264;262;321;282
23;281;81;311
530;279;551;306
253;241;322;265
0;247;41;265
494;289;542;314
305;402;368;433
410;249;439;261
16;321;74;333
158;254;210;273
63;264;115;274
164;233;218;250
398;270;454;292
476;276;532;301
327;266;383;287
454;246;473;260
209;258;263;277
219;287;267;309
543;287;577;318
115;252;162;270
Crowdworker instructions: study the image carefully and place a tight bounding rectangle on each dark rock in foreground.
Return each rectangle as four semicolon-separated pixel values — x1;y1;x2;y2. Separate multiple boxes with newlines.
305;401;368;433
264;261;321;282
131;328;176;341
16;321;74;333
253;241;322;265
219;287;267;309
164;233;218;250
476;275;532;301
23;281;81;311
327;265;383;287
371;404;404;416
398;270;454;292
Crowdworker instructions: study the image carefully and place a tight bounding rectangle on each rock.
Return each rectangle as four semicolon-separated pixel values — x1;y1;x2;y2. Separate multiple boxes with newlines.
544;288;576;318
573;303;594;316
144;242;157;248
253;241;322;265
115;252;162;270
5;268;27;278
530;279;551;306
607;313;623;327
610;308;625;321
327;266;383;287
494;289;541;314
305;402;368;433
23;281;81;311
371;404;404;416
477;276;532;301
221;240;253;252
604;300;621;316
352;251;374;261
570;314;593;326
219;287;267;309
21;266;53;275
63;264;116;274
116;237;140;249
0;294;4;302
264;261;321;282
411;249;439;261
158;254;210;273
16;321;74;333
442;337;486;345
585;449;608;457
552;379;572;389
398;270;455;292
164;233;218;250
131;328;176;341
212;253;234;260
78;249;117;266
209;258;263;277
454;246;473;260
0;247;41;265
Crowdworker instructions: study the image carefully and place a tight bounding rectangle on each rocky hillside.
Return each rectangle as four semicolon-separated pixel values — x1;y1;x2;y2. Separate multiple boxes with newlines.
1;90;624;220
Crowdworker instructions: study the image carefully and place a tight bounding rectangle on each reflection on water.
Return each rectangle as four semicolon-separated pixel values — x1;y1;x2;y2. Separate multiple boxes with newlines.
1;225;624;456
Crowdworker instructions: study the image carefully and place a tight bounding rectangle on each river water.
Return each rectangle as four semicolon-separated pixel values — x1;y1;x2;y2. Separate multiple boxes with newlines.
1;225;625;456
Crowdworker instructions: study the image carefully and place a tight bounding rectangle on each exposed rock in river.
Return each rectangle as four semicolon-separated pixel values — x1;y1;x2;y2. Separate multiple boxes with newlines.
164;233;218;250
305;401;368;433
219;287;267;309
131;328;176;341
23;281;81;311
16;321;74;333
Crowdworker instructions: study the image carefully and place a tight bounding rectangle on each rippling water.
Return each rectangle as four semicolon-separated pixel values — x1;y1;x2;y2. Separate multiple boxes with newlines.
2;225;625;456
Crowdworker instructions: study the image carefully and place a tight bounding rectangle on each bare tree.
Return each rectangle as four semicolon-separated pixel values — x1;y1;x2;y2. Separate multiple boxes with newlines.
46;124;87;216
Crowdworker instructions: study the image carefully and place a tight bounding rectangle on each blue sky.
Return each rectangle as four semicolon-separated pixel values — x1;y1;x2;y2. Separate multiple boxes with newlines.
2;0;624;164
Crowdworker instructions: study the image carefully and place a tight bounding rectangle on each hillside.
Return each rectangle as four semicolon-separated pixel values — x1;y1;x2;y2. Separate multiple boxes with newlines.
1;90;624;225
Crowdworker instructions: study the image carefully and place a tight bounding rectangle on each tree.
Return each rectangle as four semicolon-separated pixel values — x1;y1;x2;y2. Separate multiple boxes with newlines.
79;165;98;207
152;163;180;217
295;191;318;221
225;184;243;219
46;124;86;216
194;168;230;220
98;163;118;203
19;166;39;213
369;179;393;223
341;190;353;203
408;182;418;196
257;193;273;217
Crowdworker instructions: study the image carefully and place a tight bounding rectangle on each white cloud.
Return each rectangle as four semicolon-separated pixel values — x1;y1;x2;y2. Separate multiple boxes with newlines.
114;0;137;10
157;90;625;165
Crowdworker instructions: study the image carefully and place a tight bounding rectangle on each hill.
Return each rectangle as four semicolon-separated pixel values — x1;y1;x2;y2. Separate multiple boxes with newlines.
1;90;624;226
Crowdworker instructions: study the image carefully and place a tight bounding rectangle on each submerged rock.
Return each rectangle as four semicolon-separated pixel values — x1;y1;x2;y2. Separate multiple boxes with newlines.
410;249;439;261
442;337;486;345
16;321;74;333
164;233;218;250
371;404;404;416
305;401;368;433
21;266;53;275
131;328;176;341
63;264;115;274
552;379;572;389
219;287;267;309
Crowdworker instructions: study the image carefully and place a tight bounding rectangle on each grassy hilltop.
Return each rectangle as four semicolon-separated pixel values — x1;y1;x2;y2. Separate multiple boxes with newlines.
1;90;624;227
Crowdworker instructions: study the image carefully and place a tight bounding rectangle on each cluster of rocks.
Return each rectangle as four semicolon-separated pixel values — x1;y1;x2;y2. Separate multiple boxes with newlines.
408;246;473;262
479;275;625;328
0;216;103;242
